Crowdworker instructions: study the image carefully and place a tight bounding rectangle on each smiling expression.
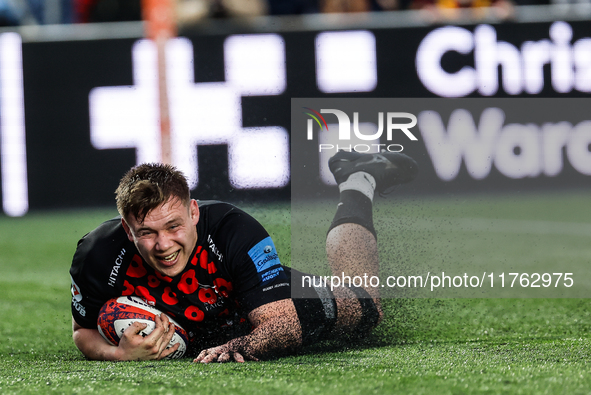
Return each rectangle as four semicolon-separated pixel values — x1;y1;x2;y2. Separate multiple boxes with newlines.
122;197;200;278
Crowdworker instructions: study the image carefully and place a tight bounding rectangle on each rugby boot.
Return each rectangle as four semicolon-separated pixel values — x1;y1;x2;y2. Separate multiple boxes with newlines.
328;150;418;196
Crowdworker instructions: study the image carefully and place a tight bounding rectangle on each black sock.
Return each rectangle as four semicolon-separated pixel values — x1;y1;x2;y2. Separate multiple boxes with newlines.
328;190;376;239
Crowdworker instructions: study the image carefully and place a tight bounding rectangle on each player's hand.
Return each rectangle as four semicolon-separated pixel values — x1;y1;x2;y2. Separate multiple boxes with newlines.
115;314;179;361
193;342;259;364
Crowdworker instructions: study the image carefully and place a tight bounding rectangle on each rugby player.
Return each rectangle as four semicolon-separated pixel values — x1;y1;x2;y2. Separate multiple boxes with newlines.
69;150;417;362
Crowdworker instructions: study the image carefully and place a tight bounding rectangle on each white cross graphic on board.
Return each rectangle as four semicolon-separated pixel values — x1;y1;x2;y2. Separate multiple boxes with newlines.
88;35;289;189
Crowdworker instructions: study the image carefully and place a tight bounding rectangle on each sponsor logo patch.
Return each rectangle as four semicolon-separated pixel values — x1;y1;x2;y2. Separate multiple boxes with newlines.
248;237;284;283
71;276;83;302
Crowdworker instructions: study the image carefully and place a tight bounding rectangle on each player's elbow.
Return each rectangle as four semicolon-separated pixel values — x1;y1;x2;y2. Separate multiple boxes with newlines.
72;318;90;356
72;317;85;345
72;317;82;341
71;316;110;360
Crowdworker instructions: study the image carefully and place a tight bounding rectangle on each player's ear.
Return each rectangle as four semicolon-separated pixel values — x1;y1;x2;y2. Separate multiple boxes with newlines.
121;218;134;242
189;199;199;226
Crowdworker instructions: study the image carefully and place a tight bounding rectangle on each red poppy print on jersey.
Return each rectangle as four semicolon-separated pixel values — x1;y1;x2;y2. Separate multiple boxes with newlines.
213;278;233;298
190;246;202;266
206;261;217;274
199;250;217;274
147;275;160;288
162;287;178;305
126;254;147;278
155;271;172;283
135;285;156;305
122;280;134;296
178;269;198;294
198;287;218;304
184;305;204;322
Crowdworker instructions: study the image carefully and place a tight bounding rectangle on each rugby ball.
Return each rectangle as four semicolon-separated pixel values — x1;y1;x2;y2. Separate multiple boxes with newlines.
97;296;189;359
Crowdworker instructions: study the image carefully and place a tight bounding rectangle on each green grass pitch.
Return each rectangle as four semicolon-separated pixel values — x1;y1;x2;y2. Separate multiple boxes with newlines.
1;191;591;394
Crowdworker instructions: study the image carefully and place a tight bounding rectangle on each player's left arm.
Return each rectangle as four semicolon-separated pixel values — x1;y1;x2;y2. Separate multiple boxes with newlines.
193;298;301;363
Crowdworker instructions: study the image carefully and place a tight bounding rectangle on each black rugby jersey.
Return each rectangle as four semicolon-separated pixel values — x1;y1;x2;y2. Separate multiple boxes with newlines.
70;201;290;349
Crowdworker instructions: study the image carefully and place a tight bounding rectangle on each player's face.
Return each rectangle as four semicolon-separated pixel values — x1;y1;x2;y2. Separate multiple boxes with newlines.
122;197;200;278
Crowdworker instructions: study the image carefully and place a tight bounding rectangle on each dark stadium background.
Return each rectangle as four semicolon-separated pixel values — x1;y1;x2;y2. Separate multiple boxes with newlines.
1;16;590;213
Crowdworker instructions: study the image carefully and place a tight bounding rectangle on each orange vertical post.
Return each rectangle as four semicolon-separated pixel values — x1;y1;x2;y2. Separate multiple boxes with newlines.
142;0;177;165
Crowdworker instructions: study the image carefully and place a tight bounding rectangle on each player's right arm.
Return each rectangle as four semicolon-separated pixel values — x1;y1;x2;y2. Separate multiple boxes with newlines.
72;314;179;361
70;219;179;360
